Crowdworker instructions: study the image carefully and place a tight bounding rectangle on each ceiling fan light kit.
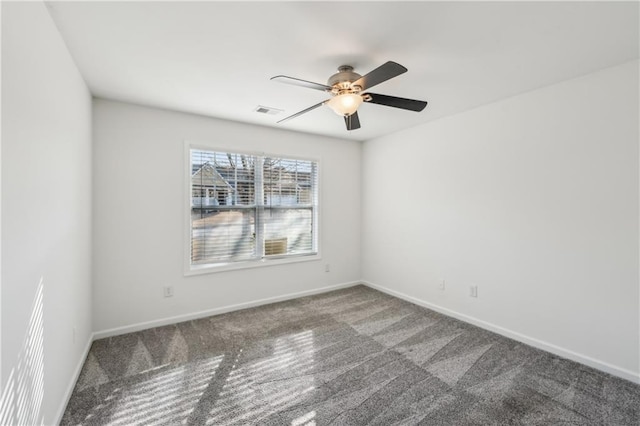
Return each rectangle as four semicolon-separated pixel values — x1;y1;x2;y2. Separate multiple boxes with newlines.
271;61;428;131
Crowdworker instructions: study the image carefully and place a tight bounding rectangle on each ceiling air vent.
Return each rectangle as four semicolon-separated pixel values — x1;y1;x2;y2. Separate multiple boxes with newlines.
254;105;283;115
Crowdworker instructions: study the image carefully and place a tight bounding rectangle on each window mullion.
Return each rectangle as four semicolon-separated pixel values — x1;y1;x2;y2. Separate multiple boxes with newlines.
254;156;264;259
311;161;318;252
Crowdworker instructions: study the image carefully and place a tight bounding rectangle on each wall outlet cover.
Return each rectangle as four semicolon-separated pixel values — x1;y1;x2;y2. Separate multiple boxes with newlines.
470;285;478;298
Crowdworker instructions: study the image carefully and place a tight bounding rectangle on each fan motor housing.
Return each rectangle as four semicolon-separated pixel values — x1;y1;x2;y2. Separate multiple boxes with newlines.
327;65;361;89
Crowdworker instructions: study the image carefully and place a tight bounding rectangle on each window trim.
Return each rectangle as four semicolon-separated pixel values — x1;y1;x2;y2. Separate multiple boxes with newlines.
183;141;322;276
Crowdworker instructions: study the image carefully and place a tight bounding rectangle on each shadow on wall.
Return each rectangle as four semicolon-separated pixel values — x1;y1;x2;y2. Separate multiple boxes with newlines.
0;277;45;424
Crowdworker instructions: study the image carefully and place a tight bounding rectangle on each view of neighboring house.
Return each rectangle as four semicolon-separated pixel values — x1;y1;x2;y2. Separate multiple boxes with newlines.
191;163;234;207
191;154;314;208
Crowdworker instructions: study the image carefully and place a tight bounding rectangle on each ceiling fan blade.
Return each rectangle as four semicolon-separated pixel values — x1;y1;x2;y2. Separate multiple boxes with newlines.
344;111;361;131
352;61;408;91
365;93;428;112
277;100;329;124
271;75;332;92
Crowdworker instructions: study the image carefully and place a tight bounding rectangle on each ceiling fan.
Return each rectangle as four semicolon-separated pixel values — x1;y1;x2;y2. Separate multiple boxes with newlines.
271;61;428;131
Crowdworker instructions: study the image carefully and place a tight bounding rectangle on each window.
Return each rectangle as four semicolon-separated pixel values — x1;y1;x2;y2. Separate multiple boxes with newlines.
188;147;318;270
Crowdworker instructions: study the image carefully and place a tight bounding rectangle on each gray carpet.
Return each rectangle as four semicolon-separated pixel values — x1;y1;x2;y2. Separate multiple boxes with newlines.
62;285;640;425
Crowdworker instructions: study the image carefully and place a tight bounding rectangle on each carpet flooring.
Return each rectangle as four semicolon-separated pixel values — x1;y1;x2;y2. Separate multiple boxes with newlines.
61;285;640;425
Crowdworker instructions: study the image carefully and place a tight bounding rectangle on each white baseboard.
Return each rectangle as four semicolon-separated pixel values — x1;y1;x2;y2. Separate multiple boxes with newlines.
55;332;95;425
94;280;361;340
363;280;640;385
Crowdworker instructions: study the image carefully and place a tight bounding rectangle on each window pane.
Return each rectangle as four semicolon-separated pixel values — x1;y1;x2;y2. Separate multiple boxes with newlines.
263;208;313;256
191;208;256;263
263;158;315;207
191;150;255;207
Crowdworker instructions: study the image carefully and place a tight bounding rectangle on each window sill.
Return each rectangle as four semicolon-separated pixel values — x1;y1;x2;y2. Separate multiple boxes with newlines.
184;253;321;276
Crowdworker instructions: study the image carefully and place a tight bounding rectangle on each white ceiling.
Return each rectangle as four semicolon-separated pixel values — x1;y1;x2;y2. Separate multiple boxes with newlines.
46;1;639;142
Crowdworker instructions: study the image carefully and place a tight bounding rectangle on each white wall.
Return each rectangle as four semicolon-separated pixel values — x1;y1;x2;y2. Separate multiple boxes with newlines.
1;2;93;424
362;61;640;382
92;99;361;334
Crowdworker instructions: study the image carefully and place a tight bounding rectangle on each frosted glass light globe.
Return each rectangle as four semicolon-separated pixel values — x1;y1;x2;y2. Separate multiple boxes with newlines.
327;93;363;116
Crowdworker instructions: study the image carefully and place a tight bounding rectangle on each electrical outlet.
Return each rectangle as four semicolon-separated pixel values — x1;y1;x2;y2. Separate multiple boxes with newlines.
325;264;330;272
470;285;478;298
439;279;445;290
163;286;174;298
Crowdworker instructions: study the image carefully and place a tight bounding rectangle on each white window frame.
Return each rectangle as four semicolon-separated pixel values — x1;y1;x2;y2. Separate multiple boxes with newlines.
184;141;321;275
